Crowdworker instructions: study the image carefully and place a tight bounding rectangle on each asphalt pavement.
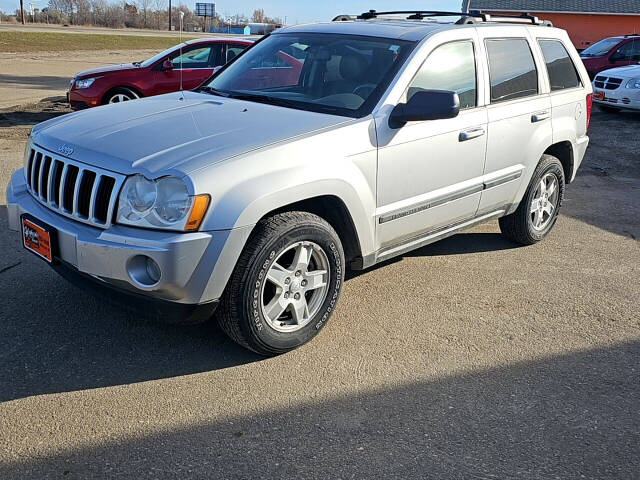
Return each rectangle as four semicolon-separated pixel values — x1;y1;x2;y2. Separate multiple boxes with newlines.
0;106;638;479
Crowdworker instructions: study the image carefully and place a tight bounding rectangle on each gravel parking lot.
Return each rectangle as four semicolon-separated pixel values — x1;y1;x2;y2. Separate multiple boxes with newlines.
0;90;639;478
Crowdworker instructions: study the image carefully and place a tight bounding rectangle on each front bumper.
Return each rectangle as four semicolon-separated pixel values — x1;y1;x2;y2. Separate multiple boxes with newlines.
68;88;101;110
593;87;640;110
7;169;252;322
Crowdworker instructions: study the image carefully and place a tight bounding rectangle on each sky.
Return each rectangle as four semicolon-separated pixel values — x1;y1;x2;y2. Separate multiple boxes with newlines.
3;1;463;24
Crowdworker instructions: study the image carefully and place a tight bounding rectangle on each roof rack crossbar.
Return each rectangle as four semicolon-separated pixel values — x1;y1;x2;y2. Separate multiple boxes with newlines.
350;9;552;26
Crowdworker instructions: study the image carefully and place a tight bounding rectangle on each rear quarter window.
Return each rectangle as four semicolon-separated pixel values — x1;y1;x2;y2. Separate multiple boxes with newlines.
538;39;582;91
486;38;538;103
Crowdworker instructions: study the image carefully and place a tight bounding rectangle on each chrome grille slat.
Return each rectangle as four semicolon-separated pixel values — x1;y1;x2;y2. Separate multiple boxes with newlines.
24;145;125;229
58;163;69;211
72;169;84;216
88;175;102;222
47;160;59;206
38;156;47;201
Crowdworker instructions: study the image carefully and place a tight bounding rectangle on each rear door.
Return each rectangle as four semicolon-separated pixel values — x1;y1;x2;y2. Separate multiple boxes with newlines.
536;37;588;181
476;28;553;215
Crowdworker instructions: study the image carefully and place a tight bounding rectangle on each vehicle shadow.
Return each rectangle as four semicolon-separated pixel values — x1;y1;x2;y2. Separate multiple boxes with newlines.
563;111;640;240
0;74;71;91
0;97;70;128
2;340;638;478
347;232;519;280
0;209;261;403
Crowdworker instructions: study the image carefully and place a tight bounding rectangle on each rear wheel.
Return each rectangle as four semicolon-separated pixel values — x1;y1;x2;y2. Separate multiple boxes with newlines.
499;154;564;245
218;212;345;356
105;87;139;104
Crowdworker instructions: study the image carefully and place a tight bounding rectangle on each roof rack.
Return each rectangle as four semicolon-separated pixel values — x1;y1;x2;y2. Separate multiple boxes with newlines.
342;10;552;27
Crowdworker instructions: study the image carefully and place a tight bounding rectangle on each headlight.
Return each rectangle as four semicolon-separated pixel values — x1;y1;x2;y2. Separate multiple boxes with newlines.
75;77;97;89
625;78;640;89
116;175;210;231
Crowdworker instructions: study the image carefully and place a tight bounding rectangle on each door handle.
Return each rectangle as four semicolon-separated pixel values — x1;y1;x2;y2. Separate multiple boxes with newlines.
459;128;485;142
531;111;550;123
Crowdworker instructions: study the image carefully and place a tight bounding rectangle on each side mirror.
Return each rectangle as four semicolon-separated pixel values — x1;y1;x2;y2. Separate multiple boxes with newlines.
389;90;460;129
162;59;174;70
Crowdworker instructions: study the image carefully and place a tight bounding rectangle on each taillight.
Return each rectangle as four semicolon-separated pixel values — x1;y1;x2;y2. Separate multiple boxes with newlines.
586;93;593;130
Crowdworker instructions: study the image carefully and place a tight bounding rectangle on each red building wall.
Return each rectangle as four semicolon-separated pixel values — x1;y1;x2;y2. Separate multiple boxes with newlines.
484;11;640;49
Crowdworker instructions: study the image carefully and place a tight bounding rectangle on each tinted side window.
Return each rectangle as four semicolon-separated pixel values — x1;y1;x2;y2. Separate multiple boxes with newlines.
616;39;640;60
171;46;214;69
408;41;477;109
226;44;248;63
486;39;538;103
539;40;581;91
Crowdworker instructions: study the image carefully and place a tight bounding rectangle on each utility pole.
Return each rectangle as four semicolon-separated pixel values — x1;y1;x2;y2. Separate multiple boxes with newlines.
20;0;25;24
168;0;172;31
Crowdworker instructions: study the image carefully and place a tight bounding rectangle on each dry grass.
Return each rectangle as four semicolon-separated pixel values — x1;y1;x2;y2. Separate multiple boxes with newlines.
0;31;198;53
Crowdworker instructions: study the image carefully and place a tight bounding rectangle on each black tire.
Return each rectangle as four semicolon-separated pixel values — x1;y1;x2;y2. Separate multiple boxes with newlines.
103;87;140;105
598;105;621;113
218;212;345;356
499;154;565;245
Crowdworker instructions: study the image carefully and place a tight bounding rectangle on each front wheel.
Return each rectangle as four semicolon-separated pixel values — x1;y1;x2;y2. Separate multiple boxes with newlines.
218;212;345;356
499;154;565;245
105;87;139;104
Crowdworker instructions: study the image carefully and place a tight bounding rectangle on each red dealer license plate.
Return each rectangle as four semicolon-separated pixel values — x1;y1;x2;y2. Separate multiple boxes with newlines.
22;217;54;263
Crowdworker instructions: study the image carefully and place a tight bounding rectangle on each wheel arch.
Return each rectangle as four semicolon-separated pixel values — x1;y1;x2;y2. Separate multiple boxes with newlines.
101;85;144;105
257;195;365;269
544;141;574;184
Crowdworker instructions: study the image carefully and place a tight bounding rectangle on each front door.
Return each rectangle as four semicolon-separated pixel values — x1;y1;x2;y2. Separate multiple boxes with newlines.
376;38;487;251
155;43;221;94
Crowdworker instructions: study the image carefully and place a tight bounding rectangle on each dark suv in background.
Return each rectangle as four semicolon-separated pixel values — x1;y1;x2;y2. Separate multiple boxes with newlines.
580;34;640;79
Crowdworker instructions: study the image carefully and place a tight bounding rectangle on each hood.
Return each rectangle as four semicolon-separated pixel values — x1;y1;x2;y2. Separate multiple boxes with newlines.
31;91;352;177
594;64;640;78
75;63;140;79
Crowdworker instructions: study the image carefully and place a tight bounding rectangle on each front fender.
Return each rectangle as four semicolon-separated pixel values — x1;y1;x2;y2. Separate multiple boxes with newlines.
192;119;378;257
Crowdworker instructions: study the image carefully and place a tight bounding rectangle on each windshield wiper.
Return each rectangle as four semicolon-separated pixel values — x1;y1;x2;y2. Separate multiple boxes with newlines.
132;61;142;66
197;86;231;97
224;91;300;109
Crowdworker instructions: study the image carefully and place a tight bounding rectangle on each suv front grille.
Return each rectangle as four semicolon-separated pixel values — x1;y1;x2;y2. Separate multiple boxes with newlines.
594;76;623;90
25;146;125;229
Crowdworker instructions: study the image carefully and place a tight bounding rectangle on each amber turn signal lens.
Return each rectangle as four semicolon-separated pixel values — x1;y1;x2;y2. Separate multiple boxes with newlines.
185;194;210;232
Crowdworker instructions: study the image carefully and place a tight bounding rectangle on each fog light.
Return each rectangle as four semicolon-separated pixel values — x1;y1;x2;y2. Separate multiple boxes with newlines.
127;255;162;287
145;257;161;283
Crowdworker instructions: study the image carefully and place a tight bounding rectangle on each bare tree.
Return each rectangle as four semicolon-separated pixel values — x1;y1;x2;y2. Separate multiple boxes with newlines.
138;0;152;27
251;8;264;23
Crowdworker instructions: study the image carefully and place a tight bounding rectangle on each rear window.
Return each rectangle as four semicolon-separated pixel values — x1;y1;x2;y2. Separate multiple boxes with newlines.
538;40;582;91
486;38;538;103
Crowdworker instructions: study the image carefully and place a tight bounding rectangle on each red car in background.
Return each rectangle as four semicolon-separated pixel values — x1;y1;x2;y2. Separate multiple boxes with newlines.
580;34;640;79
67;37;256;110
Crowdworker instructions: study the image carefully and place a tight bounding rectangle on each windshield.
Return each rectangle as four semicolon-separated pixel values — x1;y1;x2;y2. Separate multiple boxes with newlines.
581;38;621;57
140;44;183;67
205;33;415;117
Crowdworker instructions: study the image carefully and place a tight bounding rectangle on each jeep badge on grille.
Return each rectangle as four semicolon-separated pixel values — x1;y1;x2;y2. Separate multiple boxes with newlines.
58;144;74;157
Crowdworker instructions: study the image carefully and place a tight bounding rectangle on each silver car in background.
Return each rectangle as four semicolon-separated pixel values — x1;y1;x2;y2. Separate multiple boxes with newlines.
6;10;592;355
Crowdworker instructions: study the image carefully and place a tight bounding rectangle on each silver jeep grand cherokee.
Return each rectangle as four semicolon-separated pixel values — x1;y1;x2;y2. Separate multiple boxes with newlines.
6;10;592;355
